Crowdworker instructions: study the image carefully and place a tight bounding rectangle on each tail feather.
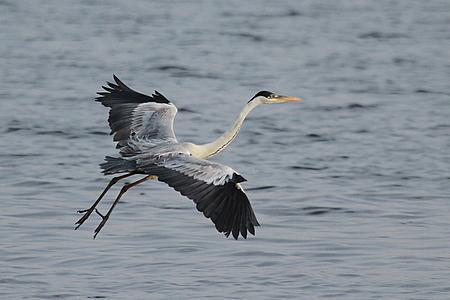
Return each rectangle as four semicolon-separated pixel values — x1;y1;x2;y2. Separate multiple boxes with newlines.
100;156;136;175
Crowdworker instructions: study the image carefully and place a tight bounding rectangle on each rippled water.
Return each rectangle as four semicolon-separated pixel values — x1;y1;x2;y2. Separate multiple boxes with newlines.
1;0;450;299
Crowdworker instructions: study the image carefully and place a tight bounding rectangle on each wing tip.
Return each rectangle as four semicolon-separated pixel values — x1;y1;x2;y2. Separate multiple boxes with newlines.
152;90;171;104
95;75;171;104
231;173;246;183
113;74;129;90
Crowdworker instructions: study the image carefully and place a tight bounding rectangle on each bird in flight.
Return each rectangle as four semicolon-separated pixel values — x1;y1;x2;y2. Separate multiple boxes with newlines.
75;75;302;239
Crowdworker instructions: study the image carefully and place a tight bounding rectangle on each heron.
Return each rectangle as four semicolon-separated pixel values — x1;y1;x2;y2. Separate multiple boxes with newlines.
75;75;302;239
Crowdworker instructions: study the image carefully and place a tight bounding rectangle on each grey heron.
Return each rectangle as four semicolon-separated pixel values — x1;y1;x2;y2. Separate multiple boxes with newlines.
75;75;302;239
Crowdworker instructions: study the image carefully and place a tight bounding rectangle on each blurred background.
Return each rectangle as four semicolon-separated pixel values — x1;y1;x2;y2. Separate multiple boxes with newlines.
1;0;449;299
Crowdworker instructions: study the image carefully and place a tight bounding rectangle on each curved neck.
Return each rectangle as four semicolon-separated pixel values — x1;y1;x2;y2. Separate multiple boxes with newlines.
191;99;263;159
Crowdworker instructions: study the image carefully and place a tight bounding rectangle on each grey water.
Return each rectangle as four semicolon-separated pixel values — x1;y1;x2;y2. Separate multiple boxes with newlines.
1;0;450;299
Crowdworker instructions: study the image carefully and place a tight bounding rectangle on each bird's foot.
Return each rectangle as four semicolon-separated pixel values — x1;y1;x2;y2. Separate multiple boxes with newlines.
74;207;95;230
93;209;109;239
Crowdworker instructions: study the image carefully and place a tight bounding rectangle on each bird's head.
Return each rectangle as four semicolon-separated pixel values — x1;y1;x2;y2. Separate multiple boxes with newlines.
249;91;303;104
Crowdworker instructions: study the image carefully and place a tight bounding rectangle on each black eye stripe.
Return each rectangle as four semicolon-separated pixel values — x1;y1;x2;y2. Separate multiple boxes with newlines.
249;91;275;102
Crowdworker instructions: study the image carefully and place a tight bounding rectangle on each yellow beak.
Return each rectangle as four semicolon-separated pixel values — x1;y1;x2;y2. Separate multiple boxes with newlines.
277;96;303;103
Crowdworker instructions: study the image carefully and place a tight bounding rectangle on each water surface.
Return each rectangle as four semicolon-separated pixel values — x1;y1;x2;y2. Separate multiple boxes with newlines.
1;0;450;299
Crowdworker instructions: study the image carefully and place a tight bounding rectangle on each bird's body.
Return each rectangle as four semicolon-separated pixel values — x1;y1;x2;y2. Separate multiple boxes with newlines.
75;75;301;239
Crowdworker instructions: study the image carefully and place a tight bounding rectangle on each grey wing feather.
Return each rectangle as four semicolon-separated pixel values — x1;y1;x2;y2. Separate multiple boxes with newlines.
139;155;259;239
96;75;178;150
130;102;178;142
160;156;246;185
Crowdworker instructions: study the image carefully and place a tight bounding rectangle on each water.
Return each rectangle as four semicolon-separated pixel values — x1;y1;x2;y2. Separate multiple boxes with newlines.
1;0;450;299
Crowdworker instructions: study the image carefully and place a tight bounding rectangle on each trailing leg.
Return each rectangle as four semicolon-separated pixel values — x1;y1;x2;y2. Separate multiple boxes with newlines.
93;175;154;239
75;172;136;230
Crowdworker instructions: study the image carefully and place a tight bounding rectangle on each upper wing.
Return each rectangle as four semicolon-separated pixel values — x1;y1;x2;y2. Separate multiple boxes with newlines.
139;154;260;239
95;75;178;149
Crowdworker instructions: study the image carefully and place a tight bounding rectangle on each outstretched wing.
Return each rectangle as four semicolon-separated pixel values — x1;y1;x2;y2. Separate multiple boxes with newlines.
139;154;260;240
95;75;178;149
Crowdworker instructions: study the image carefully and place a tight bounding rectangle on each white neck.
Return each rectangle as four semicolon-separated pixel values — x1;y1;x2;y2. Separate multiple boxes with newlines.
187;98;263;159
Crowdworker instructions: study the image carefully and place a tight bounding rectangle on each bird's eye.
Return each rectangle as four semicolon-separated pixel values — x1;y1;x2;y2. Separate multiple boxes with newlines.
270;94;277;99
